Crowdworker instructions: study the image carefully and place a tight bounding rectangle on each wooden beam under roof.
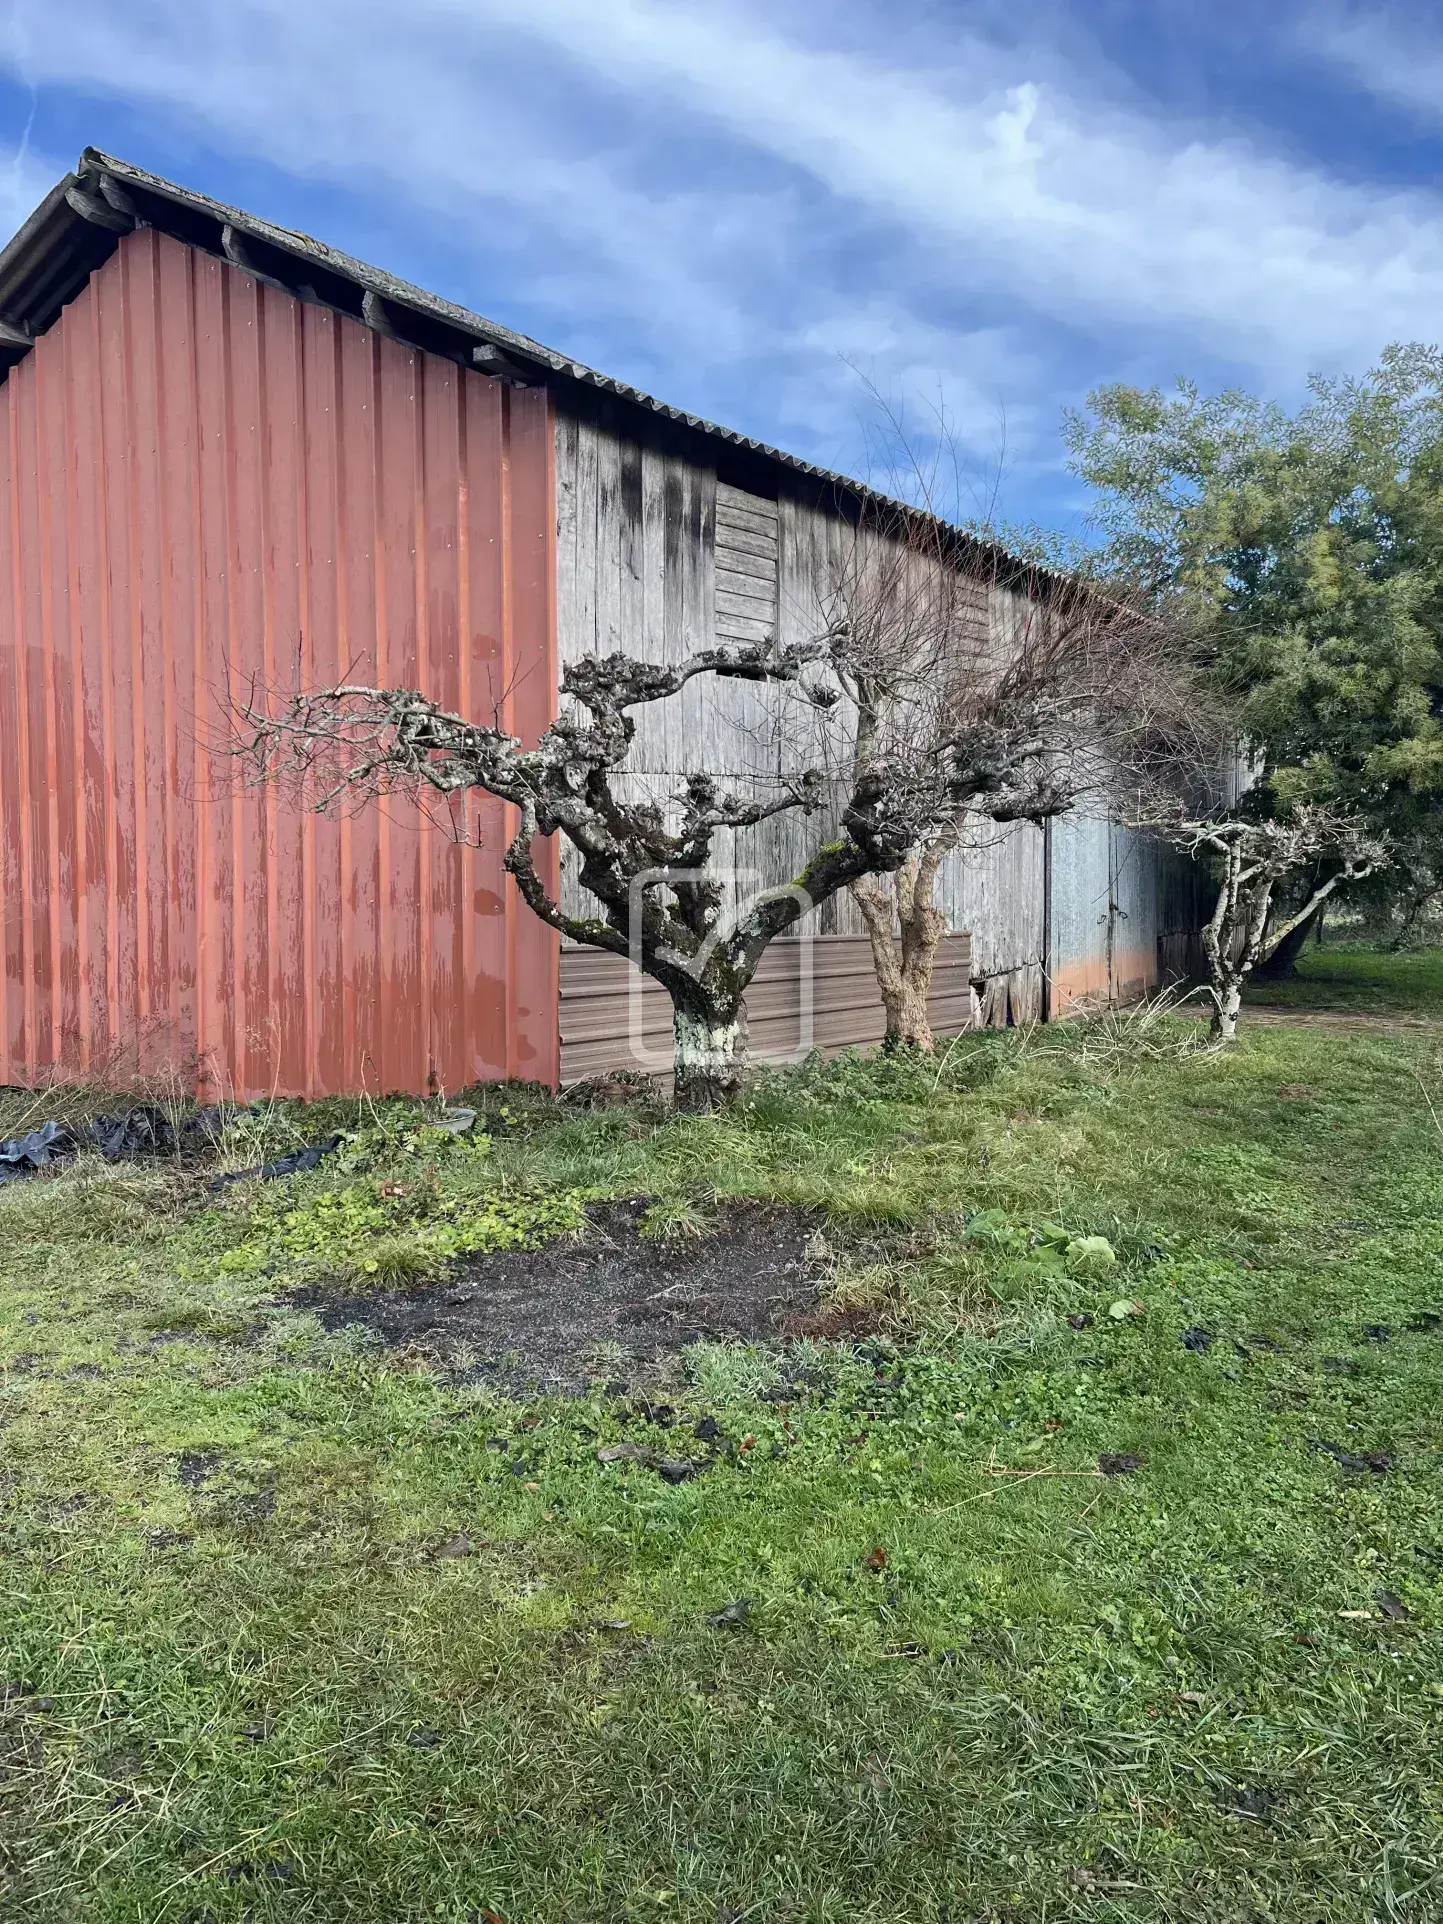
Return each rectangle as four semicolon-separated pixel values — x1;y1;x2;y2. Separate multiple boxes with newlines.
64;184;133;233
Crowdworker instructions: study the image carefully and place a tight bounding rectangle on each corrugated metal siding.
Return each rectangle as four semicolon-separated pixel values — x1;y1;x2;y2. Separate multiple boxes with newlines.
0;226;559;1097
1050;813;1114;1010
1049;815;1210;1012
1156;838;1212;985
1108;819;1160;1005
559;933;975;1082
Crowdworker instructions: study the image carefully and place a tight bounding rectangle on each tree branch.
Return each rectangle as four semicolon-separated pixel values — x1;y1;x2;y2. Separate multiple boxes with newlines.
502;802;629;958
562;638;833;717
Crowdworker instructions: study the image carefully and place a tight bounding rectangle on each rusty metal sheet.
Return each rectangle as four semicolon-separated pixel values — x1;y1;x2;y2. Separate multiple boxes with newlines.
1049;812;1210;1011
1049;812;1114;1011
0;227;558;1097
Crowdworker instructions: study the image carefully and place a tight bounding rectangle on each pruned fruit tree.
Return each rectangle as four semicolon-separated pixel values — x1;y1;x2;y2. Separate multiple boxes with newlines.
239;519;1203;1106
1144;805;1388;1041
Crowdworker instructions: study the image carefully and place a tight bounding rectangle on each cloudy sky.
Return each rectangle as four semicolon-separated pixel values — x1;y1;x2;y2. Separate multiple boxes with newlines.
0;0;1437;533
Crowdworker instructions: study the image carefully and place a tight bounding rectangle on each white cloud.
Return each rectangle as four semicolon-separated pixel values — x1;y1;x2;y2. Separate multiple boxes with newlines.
9;0;1442;374
4;0;1442;521
456;0;1443;370
0;0;1041;470
1307;8;1443;123
0;2;720;333
770;307;1040;500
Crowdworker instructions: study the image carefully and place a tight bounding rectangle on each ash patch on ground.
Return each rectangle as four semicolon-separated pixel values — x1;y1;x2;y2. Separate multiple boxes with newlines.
292;1199;822;1391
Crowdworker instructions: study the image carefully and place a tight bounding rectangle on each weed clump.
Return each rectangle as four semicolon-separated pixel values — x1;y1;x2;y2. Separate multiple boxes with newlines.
171;1116;588;1289
209;1178;586;1286
638;1196;714;1242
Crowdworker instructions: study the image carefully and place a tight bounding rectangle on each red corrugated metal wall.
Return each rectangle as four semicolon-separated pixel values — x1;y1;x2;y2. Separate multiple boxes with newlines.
0;227;559;1097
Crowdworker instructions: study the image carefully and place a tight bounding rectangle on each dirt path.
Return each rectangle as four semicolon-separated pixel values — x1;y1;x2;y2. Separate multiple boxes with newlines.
1191;1003;1441;1038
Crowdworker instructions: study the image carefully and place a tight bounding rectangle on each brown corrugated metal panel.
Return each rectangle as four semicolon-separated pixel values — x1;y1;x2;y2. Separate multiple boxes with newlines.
0;226;559;1098
558;933;975;1082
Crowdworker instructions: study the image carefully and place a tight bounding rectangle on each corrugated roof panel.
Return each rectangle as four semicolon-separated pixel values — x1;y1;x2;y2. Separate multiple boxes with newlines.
0;148;1058;589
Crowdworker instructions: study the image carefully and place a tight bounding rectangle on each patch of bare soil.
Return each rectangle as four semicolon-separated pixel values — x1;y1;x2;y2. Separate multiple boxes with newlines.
1182;1005;1438;1037
292;1198;823;1392
1249;1007;1438;1034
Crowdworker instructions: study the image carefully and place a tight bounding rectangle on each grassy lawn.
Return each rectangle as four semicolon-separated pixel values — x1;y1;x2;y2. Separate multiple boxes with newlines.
2;952;1442;1921
1244;941;1443;1017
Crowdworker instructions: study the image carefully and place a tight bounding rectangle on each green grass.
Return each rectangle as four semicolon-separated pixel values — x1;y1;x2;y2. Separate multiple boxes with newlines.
3;955;1443;1921
1245;940;1443;1015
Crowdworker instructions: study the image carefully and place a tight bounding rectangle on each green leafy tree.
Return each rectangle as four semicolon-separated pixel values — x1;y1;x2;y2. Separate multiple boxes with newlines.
1065;345;1443;962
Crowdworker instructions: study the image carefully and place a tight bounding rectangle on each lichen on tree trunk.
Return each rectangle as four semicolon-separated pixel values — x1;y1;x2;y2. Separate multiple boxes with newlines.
671;1006;745;1113
1210;983;1242;1043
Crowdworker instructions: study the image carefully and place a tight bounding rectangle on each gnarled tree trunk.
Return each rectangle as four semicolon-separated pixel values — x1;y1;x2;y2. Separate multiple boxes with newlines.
850;823;959;1050
240;515;1205;1111
671;1003;746;1113
1166;808;1388;1044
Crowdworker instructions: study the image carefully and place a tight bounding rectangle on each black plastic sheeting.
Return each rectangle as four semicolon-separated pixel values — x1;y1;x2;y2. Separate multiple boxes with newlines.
209;1135;343;1190
89;1103;234;1162
0;1120;77;1183
0;1104;342;1188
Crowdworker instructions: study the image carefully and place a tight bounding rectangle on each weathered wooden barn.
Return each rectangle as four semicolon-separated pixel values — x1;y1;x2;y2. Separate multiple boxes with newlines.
0;150;1208;1097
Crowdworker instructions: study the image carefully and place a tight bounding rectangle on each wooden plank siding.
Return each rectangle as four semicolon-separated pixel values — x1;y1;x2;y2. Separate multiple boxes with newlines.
714;482;780;645
549;391;1203;1071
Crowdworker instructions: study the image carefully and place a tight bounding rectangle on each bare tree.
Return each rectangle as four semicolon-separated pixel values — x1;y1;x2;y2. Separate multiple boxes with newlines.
827;524;1207;1050
236;628;1023;1110
1146;806;1389;1042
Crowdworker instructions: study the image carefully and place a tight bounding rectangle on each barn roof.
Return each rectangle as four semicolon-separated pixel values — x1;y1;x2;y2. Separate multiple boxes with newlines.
0;148;1051;584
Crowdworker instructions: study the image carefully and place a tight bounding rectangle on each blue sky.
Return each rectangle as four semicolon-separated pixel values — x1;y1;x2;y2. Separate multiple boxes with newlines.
0;0;1439;536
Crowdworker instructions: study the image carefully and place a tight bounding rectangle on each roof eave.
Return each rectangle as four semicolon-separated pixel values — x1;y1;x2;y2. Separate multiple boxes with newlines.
0;147;1063;592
